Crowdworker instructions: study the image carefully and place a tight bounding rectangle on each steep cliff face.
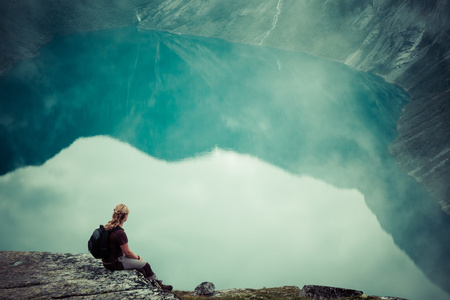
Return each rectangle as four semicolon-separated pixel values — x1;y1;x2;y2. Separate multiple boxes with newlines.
1;0;449;214
341;0;450;215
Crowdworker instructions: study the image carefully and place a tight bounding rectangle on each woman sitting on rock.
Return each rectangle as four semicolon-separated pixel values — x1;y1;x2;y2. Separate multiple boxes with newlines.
102;203;173;291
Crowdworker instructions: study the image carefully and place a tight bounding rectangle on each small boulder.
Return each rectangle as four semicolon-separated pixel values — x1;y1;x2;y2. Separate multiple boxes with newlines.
195;281;215;296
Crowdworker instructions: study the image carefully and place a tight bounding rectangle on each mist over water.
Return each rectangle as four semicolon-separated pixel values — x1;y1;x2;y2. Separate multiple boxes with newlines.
1;28;450;299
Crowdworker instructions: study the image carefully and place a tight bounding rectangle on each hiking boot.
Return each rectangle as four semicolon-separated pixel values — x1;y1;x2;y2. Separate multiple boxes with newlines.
157;280;173;291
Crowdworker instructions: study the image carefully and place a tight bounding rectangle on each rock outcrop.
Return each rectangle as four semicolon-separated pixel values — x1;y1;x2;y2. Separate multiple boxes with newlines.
0;251;177;299
299;285;405;300
301;285;364;299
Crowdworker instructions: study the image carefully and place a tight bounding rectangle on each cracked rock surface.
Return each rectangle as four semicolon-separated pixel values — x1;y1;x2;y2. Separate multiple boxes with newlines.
0;251;178;299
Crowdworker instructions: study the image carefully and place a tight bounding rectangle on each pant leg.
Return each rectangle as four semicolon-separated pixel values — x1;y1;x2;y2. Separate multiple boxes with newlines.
102;260;124;271
117;254;155;278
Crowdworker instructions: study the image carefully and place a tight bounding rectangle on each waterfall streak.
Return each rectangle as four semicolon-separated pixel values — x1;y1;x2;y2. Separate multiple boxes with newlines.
259;0;282;45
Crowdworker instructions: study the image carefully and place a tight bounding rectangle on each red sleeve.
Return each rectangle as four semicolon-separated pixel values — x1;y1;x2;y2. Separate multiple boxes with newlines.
116;230;128;246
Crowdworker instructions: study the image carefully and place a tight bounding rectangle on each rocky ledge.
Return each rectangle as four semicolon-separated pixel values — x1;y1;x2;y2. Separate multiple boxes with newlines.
0;251;176;299
0;251;406;300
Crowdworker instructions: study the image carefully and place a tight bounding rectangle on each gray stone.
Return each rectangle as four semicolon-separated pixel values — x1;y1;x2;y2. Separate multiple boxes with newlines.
194;281;215;296
0;251;178;300
302;284;363;300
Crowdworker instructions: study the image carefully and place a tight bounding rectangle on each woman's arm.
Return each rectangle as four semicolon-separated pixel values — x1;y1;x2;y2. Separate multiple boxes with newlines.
120;243;142;260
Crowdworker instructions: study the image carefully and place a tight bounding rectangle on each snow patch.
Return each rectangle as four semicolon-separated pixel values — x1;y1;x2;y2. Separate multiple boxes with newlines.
136;12;141;23
430;147;450;162
393;27;425;67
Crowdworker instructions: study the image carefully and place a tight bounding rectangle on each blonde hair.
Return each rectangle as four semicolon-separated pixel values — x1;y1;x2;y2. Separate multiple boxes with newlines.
105;204;129;230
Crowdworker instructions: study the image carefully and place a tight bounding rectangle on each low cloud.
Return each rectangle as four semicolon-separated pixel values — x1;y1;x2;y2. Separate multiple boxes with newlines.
0;136;447;300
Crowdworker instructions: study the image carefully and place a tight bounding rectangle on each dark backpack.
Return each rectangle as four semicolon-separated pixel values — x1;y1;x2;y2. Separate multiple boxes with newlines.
87;225;121;259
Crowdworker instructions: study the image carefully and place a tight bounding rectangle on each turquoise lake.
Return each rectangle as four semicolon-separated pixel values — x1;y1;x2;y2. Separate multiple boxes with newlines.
0;27;449;299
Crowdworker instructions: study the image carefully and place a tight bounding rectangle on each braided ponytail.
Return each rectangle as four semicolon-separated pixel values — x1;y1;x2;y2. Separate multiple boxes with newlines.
105;204;129;230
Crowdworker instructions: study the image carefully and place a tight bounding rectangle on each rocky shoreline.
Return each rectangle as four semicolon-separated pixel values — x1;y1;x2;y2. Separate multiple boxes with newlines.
0;251;407;300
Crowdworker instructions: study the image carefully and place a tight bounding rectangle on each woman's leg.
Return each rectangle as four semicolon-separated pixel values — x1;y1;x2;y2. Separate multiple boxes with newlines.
117;254;155;278
117;255;173;291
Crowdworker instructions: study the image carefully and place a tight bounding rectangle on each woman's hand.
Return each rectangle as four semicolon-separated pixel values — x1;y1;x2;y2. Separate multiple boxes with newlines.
120;243;141;260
